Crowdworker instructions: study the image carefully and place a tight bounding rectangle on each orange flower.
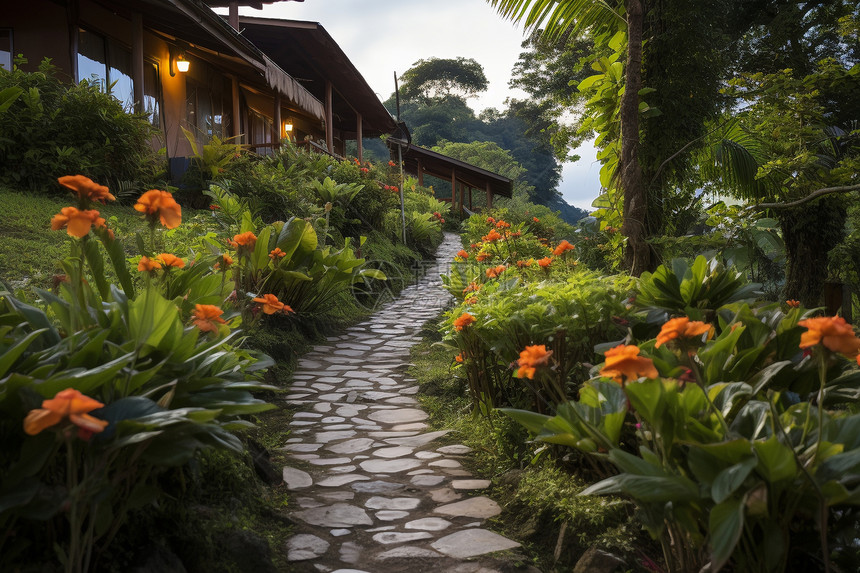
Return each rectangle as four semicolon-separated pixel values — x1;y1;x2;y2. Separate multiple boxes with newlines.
463;282;481;294
552;240;575;256
253;293;294;315
537;257;552;268
798;316;860;357
233;231;258;250
482;229;503;243
655;317;713;348
269;247;286;259
192;304;227;333
137;256;162;272
214;253;233;271
134;190;182;229
516;260;530;268
58;175;115;204
515;345;553;379
475;253;491;262
486;265;507;279
455;352;464;363
495;220;511;229
156;253;185;269
599;345;659;384
786;300;800;308
23;388;108;440
533;217;540;223
465;297;478;304
457;249;469;259
453;312;476;331
486;217;496;224
50;207;105;238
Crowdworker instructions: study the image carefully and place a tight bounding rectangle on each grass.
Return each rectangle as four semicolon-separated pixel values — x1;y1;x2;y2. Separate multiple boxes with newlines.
408;316;658;572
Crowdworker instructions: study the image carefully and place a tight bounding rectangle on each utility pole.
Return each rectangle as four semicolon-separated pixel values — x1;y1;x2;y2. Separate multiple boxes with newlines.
395;71;406;244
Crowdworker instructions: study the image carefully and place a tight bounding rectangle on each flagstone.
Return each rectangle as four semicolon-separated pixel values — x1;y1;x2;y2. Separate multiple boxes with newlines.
374;510;410;521
411;475;446;487
359;458;423;473
325;438;376;454
365;496;421;510
434;497;502;519
376;547;443;560
367;408;428;424
371;446;414;458
452;479;492;490
316;474;371;487
286;534;329;561
282;467;313;490
294;504;373;528
404;517;452;531
437;444;473;455
372;531;433;544
431;529;520;558
351;480;406;493
384;430;449;447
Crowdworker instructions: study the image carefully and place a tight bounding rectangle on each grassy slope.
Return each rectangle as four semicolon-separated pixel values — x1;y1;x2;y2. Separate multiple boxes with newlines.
409;316;657;572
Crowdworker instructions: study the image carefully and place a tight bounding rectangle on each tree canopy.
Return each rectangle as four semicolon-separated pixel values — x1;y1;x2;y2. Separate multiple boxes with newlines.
399;57;489;104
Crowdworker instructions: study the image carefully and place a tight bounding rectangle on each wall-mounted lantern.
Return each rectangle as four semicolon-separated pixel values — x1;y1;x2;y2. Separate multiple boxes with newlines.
282;120;294;139
169;46;190;76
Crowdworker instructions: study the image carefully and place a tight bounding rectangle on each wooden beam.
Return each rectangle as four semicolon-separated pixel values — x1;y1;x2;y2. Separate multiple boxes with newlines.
486;181;493;209
228;2;239;30
231;76;241;141
131;12;144;114
356;113;363;163
273;92;281;148
325;80;333;154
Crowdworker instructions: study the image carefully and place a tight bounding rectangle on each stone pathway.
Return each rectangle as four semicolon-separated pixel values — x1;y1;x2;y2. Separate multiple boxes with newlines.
279;233;526;573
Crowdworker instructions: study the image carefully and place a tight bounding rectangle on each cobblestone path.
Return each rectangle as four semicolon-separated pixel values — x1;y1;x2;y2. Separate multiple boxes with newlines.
280;233;525;573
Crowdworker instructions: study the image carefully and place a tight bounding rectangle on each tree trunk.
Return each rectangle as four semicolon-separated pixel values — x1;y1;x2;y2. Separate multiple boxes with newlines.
780;198;846;306
620;0;651;276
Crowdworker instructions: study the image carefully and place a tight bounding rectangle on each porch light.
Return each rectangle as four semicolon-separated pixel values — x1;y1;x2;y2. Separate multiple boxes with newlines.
282;121;293;137
175;54;190;73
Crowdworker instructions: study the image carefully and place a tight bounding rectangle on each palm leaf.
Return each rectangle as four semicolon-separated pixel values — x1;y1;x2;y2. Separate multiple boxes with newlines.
488;0;626;40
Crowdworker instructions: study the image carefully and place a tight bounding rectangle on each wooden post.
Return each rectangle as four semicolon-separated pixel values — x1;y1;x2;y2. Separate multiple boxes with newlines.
231;76;241;141
486;182;493;209
325;80;333;154
417;159;424;186
68;0;79;81
469;187;473;210
273;92;281;148
451;169;456;209
228;1;239;30
459;184;465;212
131;12;144;113
356;113;363;163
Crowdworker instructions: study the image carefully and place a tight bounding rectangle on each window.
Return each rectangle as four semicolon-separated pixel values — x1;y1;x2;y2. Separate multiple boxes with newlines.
0;29;12;71
76;28;134;110
185;69;226;139
143;61;162;128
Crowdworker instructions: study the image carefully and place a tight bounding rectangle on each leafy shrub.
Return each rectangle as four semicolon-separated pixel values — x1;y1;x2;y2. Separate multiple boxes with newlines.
0;58;163;191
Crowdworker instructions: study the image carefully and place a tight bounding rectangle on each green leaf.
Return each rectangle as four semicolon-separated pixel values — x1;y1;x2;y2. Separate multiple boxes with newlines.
754;436;797;483
499;407;552;434
0;328;47;378
712;457;757;503
709;498;744;571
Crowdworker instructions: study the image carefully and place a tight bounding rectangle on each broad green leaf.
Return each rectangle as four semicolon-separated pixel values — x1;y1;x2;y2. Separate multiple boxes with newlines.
0;328;47;378
709;498;744;571
499;407;552;434
754;437;797;483
712;457;757;503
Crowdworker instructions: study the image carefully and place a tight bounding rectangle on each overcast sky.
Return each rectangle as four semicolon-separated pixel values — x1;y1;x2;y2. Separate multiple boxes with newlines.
233;0;600;210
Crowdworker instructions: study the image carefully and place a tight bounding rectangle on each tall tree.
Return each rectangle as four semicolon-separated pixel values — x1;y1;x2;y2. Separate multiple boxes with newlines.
399;57;489;104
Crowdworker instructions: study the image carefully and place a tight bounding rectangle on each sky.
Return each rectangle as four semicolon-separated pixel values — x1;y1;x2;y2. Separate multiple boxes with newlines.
232;0;601;211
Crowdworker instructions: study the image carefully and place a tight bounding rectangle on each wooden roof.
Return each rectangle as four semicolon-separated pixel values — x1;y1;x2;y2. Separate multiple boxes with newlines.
203;0;303;8
388;138;513;199
236;17;399;138
93;0;324;120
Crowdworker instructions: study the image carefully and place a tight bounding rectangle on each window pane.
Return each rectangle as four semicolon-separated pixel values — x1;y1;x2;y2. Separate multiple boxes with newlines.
143;61;161;128
0;29;11;71
77;28;106;90
108;41;134;110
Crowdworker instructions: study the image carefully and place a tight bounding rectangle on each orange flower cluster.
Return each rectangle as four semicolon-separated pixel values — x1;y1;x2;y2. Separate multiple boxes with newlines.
533;217;540;223
537;257;552;268
59;175;115;204
253;293;294;315
455;352;464;363
457;249;469;259
453;312;476;331
515;345;553;379
599;345;658;384
192;304;227;333
798;316;860;357
476;253;491;262
486;265;507;278
516;259;531;268
232;231;257;251
51;207;107;238
24;388;108;441
552;240;575;256
156;253;185;269
463;282;481;294
214;253;233;271
134;190;182;229
482;229;503;243
655;317;713;348
269;247;286;259
786;300;800;308
465;296;478;305
137;256;162;272
495;220;511;229
486;217;496;224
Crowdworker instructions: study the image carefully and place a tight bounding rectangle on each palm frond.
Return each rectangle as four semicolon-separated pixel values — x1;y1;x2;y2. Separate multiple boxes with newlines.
700;120;774;201
488;0;625;40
